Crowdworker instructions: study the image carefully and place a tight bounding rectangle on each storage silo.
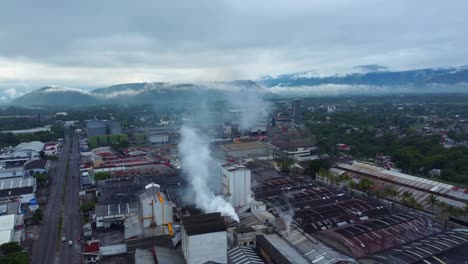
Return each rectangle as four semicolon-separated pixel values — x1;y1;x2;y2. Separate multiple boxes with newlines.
86;120;107;137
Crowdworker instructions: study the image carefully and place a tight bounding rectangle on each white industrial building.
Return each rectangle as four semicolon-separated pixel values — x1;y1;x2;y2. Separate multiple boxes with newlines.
181;213;227;264
139;183;173;228
221;163;251;209
11;141;45;158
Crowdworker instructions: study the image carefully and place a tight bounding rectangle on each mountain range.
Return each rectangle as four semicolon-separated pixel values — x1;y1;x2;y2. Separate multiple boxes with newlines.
8;66;468;107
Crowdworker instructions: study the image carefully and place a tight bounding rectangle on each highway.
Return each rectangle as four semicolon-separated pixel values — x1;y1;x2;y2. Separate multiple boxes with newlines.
59;133;82;263
31;132;82;264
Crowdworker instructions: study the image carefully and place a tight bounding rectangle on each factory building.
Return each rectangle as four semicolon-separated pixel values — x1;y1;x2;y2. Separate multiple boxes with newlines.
181;213;227;264
86;120;122;137
139;183;173;228
221;164;251;209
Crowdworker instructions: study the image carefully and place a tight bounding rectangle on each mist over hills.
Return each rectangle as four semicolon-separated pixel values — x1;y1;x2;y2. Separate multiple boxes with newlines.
8;66;468;107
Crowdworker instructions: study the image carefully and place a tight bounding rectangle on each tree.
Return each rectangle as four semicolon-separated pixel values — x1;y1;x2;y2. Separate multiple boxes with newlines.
29;170;34;177
424;194;439;215
0;242;21;255
277;159;293;173
31;209;43;224
94;172;109;181
34;173;49;184
357;178;374;192
0;251;28;264
304;159;331;179
401;191;414;208
317;168;336;184
80;202;96;214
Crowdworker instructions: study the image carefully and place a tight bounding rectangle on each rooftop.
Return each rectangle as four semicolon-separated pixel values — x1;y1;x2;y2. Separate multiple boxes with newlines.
335;162;468;207
221;142;269;152
227;246;263;264
277;224;355;264
0;177;36;190
13;141;45;153
153;246;185;264
315;213;443;258
24;159;50;171
0;214;16;245
181;213;227;236
362;229;468;264
95;202;139;218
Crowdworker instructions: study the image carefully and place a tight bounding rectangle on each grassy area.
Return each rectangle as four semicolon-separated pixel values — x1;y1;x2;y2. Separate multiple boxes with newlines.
61;159;69;204
56;209;63;251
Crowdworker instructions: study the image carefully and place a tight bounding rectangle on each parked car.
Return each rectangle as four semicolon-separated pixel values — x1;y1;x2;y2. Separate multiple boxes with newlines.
68;240;73;246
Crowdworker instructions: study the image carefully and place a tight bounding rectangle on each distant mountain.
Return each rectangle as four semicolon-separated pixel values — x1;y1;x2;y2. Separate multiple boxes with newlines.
10;86;100;106
8;66;468;107
10;81;262;107
260;66;468;87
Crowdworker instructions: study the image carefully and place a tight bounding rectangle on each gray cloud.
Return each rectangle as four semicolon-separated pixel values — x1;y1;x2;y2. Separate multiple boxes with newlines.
0;0;467;90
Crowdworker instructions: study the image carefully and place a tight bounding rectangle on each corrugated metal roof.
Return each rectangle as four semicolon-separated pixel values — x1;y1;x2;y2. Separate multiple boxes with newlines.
100;244;127;256
227;246;263;264
362;229;468;264
315;213;443;258
0;177;36;190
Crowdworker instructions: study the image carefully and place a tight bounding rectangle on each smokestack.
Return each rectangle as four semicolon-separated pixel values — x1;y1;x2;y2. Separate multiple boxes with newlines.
178;126;239;222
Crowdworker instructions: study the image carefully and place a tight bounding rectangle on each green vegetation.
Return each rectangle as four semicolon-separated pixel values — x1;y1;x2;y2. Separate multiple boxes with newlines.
31;209;43;224
0;242;27;264
305;104;468;185
34;172;49;185
0;251;28;264
0;242;22;255
134;133;146;144
304;159;331;179
80;202;96;213
276;158;294;173
94;172;110;181
0;123;64;148
88;134;129;149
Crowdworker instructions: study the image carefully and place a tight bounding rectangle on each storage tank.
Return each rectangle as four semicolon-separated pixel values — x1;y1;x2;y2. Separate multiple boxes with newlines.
86;120;107;137
107;120;122;135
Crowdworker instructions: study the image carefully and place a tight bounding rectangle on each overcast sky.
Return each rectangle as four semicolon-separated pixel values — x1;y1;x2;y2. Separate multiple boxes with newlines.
0;0;467;94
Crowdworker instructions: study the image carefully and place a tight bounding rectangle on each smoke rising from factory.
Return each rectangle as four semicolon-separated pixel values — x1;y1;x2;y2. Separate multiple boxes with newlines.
224;87;268;131
178;126;240;222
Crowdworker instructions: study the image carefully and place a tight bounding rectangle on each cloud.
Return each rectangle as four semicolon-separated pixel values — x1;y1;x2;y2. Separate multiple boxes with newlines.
354;64;389;72
0;0;467;89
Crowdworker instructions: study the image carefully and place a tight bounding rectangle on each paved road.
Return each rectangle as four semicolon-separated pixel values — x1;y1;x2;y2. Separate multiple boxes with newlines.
58;134;82;263
31;132;82;264
31;133;71;264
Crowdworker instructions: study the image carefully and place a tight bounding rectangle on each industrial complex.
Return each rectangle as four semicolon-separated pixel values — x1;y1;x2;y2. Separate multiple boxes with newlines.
3;99;468;264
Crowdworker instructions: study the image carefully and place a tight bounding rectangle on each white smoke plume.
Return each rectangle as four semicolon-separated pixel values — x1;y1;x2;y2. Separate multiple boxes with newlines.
227;89;267;131
178;126;240;222
275;197;295;236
